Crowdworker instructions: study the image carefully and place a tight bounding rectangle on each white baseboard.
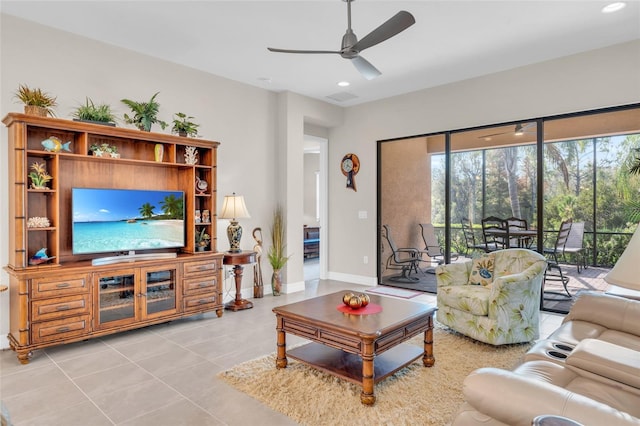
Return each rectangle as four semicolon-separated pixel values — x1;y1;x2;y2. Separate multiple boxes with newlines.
283;280;305;294
327;271;377;287
243;273;377;298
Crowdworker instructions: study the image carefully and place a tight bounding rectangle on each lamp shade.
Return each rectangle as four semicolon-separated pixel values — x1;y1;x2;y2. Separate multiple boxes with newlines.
219;194;250;220
604;222;640;291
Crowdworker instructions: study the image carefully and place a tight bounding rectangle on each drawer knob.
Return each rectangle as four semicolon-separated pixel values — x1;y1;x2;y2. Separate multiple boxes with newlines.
56;283;71;288
56;326;70;333
56;305;70;311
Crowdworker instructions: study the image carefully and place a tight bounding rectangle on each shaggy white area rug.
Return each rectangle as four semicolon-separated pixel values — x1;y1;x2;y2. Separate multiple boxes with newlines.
218;325;531;425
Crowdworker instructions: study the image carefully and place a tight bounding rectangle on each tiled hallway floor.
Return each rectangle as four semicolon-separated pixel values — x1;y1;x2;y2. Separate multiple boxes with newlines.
0;279;564;425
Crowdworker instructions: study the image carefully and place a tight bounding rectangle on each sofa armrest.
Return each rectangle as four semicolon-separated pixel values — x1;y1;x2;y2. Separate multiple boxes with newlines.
564;292;640;337
489;261;545;304
435;261;471;287
567;339;640;389
459;368;639;426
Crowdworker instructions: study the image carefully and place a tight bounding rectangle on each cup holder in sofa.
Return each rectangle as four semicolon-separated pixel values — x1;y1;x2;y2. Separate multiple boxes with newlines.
552;343;575;352
525;340;575;363
546;350;569;360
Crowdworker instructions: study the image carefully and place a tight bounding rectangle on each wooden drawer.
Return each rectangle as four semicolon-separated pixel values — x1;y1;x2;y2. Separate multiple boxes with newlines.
32;294;91;322
31;275;89;299
183;259;220;277
183;294;218;312
183;277;218;295
31;315;91;344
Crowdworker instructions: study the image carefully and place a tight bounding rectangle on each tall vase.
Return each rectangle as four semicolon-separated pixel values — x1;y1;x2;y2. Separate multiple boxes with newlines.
154;144;164;162
271;269;282;296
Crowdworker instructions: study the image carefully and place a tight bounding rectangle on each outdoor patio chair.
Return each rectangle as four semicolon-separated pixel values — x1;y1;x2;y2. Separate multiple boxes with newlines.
505;216;533;248
563;221;587;273
461;218;486;256
382;224;421;282
418;223;458;273
481;216;508;252
543;219;573;301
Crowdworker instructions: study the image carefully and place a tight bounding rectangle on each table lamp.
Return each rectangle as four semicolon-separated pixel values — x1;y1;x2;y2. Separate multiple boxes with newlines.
219;193;251;253
604;222;640;290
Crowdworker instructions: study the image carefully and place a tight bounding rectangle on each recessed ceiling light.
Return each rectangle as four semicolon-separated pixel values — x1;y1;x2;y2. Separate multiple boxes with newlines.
337;81;350;87
602;2;626;13
258;77;272;83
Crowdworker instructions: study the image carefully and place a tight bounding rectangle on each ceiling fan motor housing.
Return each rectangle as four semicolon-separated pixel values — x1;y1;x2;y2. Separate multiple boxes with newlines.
341;30;359;58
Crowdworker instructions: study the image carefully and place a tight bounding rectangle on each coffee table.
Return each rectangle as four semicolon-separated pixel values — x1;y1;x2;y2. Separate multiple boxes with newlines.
273;291;437;405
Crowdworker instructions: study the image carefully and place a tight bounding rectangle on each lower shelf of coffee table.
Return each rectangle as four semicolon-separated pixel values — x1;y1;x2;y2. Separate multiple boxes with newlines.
287;341;424;385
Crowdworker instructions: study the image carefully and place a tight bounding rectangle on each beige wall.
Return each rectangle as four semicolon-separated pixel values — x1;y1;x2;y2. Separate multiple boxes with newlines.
326;40;640;281
1;12;639;348
0;15;343;347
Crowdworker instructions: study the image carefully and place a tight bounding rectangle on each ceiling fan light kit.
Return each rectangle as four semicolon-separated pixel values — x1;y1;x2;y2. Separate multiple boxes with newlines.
267;0;415;80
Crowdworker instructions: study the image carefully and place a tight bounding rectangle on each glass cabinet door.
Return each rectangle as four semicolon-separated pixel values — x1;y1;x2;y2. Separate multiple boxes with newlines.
97;272;136;326
144;268;176;316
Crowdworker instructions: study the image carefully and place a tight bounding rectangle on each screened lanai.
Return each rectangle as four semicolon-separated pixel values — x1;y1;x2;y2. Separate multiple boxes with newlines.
378;104;640;312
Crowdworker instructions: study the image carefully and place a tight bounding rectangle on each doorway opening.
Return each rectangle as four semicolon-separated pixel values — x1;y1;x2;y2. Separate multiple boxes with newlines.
304;135;328;281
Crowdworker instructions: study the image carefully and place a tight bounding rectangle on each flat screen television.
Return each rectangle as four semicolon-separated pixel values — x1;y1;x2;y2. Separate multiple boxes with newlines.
72;188;185;255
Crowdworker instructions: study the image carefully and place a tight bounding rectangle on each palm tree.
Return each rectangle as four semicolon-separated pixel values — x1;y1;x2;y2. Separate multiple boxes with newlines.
160;194;183;219
620;138;640;222
139;203;155;219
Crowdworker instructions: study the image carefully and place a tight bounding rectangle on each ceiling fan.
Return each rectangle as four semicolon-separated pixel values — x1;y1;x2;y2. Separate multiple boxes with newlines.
478;123;536;139
267;0;415;80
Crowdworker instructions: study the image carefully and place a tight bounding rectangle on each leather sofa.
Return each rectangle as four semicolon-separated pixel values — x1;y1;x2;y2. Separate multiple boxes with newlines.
452;291;640;425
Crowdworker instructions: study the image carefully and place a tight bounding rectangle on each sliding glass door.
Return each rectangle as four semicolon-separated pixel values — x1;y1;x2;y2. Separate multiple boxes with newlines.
378;104;640;285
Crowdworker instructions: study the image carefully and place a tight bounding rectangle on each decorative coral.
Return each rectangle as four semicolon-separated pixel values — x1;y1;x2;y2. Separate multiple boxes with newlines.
27;217;51;228
184;146;198;165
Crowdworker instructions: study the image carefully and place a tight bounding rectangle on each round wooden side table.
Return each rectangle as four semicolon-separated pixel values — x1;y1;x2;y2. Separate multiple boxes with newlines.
223;251;257;311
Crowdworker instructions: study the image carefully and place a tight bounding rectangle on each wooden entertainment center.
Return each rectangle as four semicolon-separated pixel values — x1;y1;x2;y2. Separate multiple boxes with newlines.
3;113;223;364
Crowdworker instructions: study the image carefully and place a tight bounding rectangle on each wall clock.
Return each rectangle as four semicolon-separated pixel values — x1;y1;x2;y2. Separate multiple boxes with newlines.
341;153;360;192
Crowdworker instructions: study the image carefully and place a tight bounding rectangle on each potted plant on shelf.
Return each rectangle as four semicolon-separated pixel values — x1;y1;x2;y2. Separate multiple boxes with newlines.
195;228;211;252
28;162;53;189
72;98;117;126
14;84;57;117
171;112;199;137
121;92;167;132
90;143;119;158
267;206;291;296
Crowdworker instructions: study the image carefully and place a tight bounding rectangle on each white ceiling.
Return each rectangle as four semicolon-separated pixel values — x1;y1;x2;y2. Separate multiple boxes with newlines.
2;1;639;107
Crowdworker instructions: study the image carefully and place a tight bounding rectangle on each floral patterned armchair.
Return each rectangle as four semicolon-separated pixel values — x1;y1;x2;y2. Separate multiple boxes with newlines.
436;248;547;345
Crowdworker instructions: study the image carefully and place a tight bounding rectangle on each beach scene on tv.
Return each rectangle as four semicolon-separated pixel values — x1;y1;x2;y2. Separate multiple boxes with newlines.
72;188;185;254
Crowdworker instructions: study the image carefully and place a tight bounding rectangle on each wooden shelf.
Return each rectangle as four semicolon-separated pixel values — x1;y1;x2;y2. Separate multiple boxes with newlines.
3;113;224;364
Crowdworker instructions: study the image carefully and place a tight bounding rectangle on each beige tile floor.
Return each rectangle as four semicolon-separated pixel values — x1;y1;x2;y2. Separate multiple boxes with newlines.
0;278;564;426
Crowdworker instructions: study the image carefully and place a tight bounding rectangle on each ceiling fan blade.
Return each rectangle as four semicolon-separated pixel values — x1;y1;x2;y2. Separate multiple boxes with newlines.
352;11;415;52
267;47;341;54
351;55;381;80
478;131;509;139
479;123;538;139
